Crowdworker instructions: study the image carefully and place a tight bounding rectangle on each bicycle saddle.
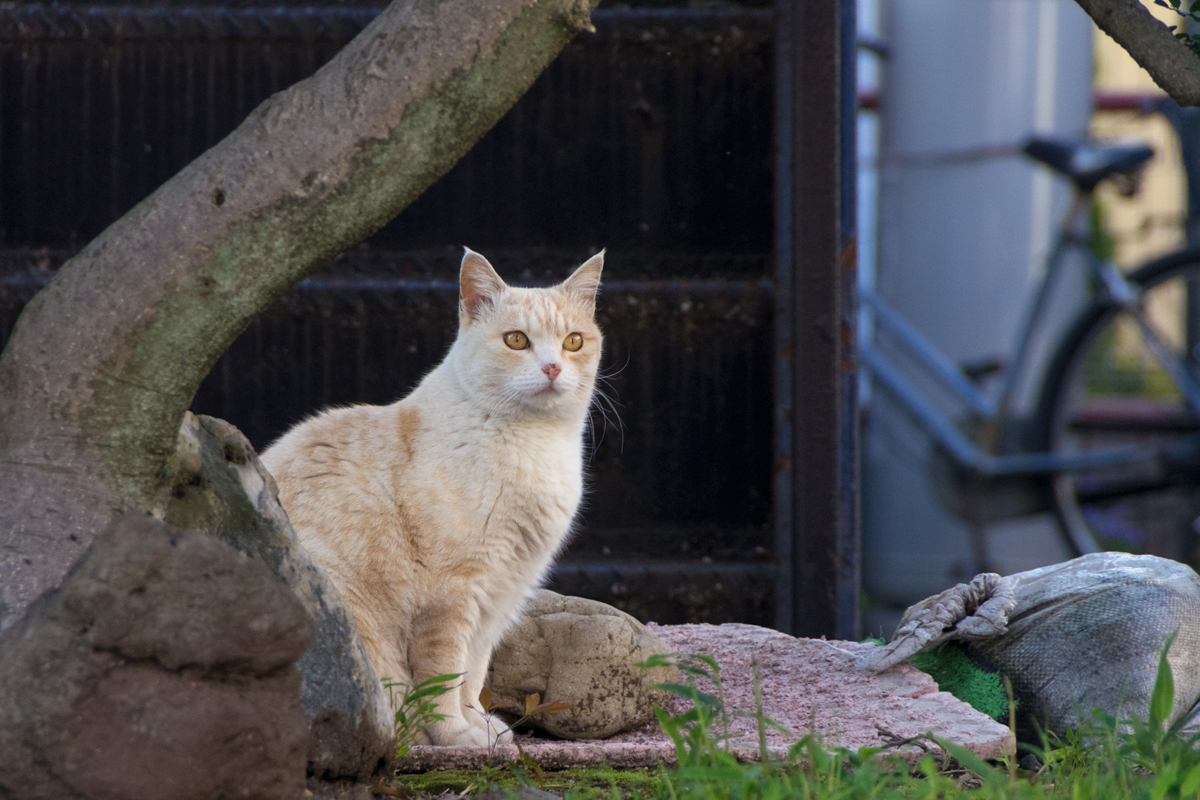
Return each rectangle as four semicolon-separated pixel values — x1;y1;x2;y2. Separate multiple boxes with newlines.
1022;136;1154;192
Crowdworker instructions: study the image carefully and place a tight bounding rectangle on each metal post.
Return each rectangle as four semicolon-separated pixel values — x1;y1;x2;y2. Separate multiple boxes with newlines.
774;0;859;640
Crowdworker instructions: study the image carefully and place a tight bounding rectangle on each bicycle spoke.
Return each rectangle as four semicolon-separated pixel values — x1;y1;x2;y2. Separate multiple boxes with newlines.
1128;307;1200;417
1037;249;1200;561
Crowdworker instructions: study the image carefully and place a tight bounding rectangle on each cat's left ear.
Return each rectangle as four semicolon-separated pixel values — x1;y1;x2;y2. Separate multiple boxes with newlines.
460;247;507;322
561;250;604;312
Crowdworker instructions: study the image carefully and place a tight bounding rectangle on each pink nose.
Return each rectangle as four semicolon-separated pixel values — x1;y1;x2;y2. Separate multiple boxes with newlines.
542;363;561;381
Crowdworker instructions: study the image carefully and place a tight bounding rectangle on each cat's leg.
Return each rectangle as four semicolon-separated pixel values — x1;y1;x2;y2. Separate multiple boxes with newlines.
359;627;431;745
461;636;512;745
408;600;493;747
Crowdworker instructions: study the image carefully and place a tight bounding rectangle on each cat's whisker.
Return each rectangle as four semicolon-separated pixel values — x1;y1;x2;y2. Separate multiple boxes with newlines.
603;396;626;451
584;397;608;457
587;382;625;456
597;350;632;381
585;411;598;458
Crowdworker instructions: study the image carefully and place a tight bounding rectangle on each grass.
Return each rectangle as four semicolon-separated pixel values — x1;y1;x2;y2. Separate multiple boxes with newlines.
396;765;670;799
383;672;459;759
383;640;1200;799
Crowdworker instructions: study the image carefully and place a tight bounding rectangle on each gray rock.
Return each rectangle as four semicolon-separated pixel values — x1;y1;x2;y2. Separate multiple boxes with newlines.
0;514;313;800
488;590;677;739
166;412;394;780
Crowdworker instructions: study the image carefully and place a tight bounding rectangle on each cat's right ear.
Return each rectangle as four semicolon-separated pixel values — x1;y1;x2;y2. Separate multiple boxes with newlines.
460;247;507;322
561;250;604;312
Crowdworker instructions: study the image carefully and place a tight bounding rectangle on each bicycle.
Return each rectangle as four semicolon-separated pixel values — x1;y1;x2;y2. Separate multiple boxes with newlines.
862;132;1200;562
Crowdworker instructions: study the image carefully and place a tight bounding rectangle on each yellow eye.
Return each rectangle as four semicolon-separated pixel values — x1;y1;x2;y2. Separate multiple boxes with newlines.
503;331;530;350
563;333;584;352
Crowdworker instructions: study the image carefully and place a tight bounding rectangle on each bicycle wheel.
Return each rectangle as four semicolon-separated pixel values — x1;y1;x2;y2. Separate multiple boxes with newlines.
1036;247;1200;561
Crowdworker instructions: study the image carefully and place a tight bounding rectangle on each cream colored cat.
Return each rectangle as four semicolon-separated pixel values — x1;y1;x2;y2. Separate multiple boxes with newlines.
261;249;604;747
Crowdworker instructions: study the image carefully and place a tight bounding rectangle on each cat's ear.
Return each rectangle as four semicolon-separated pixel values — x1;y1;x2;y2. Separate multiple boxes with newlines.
459;247;507;321
561;250;604;312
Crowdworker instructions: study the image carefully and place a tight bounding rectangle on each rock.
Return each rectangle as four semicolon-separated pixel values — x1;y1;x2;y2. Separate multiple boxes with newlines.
0;514;313;800
649;623;1015;761
488;590;677;739
400;622;1013;772
166;412;394;780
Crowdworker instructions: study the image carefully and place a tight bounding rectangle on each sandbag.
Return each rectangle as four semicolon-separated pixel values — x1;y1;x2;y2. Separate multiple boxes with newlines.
863;553;1200;736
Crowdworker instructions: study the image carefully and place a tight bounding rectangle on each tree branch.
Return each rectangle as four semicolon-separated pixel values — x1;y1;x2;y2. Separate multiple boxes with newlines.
1074;0;1200;107
0;0;599;630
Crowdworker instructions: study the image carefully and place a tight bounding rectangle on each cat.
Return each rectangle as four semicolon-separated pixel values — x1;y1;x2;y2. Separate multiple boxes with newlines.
260;248;604;747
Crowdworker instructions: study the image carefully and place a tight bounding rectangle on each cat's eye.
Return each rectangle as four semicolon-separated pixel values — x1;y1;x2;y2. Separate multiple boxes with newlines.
563;333;584;352
503;331;530;350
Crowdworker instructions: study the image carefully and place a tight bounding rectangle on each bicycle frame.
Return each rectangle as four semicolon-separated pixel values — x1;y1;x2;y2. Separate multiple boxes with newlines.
862;187;1199;479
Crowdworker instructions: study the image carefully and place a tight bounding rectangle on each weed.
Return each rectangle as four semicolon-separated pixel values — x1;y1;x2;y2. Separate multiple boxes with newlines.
639;651;790;764
382;672;459;759
472;684;574;764
476;685;574;736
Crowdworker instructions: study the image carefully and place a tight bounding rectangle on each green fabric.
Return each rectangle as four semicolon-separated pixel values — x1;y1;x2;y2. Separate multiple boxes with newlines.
908;642;1011;722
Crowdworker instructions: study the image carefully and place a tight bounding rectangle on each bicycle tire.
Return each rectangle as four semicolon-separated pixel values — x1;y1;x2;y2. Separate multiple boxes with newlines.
1034;246;1200;559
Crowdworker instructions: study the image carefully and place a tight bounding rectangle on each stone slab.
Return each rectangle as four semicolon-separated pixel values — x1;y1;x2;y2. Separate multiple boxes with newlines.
397;622;1015;771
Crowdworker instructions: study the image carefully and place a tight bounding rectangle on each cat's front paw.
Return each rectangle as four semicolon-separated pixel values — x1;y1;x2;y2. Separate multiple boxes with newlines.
426;717;492;748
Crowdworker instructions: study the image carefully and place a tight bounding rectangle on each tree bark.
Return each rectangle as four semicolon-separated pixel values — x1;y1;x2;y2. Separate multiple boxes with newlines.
1074;0;1200;107
0;0;599;631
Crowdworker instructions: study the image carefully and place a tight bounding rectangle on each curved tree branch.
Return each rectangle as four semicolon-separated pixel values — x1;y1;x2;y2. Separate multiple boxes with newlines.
1074;0;1200;107
0;0;599;630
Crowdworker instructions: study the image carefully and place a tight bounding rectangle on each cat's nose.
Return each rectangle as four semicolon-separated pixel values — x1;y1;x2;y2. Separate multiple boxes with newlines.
542;363;561;381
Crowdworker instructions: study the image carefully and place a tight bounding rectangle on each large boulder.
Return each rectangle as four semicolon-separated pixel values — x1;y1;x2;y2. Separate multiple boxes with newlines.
488;590;677;739
0;514;312;800
166;412;393;780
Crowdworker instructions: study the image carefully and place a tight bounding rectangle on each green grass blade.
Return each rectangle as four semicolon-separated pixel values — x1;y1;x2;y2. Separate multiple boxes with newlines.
652;683;722;710
931;735;1012;792
1180;761;1200;795
1151;632;1178;731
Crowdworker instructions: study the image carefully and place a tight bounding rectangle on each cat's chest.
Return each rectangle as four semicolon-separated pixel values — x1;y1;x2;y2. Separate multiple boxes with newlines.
440;425;583;527
463;428;580;493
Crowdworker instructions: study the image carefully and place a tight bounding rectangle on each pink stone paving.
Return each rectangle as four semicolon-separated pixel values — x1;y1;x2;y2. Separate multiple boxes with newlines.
397;623;1014;772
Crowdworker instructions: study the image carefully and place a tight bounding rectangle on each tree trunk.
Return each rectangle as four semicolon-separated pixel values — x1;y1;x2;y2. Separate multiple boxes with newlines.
1074;0;1200;107
0;0;599;631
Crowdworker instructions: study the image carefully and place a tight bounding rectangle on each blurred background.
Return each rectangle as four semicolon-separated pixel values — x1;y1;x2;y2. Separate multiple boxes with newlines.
859;0;1192;636
0;0;1189;634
